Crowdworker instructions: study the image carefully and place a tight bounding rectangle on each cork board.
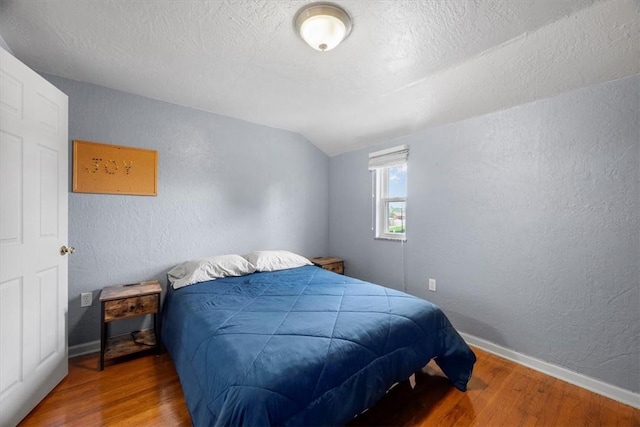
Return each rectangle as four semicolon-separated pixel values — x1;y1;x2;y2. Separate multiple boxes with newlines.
73;140;158;196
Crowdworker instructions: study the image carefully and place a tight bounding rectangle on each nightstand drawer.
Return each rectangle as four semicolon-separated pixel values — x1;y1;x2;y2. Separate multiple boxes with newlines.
323;262;344;274
104;294;158;322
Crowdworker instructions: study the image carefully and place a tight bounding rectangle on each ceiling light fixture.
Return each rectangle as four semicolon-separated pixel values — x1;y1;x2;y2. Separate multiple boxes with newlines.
294;3;352;52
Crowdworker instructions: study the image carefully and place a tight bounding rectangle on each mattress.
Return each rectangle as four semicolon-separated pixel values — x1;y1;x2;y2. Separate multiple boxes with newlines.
162;265;475;426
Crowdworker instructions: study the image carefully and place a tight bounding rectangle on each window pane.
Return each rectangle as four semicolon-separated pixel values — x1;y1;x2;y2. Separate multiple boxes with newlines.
387;201;406;234
388;165;407;198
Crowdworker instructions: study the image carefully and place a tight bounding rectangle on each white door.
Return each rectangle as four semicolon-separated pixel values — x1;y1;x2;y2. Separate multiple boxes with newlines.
0;47;69;426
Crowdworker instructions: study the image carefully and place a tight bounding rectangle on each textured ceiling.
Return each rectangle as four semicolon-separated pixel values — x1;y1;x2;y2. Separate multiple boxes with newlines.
1;0;638;156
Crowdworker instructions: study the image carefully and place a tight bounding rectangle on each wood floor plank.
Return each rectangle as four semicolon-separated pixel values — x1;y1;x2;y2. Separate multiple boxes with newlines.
19;347;639;426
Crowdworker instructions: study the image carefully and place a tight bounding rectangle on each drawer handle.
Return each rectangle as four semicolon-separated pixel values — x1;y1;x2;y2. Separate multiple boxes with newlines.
129;305;136;311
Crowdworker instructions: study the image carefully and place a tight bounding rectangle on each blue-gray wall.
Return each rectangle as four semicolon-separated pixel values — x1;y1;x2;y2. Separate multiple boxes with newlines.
329;75;640;393
41;74;330;347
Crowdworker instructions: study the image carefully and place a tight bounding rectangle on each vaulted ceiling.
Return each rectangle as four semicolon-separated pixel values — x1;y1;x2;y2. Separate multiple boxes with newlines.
1;0;638;156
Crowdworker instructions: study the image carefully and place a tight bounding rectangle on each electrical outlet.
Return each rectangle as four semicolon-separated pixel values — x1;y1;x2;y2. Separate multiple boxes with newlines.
80;292;92;307
428;278;436;292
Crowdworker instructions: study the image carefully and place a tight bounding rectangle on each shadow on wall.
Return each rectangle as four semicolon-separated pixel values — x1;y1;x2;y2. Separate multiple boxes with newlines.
444;309;506;350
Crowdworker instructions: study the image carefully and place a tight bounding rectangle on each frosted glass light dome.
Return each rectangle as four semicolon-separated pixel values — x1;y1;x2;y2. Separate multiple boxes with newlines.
295;3;352;52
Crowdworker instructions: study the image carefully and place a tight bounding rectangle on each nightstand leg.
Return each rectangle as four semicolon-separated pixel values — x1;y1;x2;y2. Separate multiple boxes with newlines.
154;312;161;354
100;303;106;371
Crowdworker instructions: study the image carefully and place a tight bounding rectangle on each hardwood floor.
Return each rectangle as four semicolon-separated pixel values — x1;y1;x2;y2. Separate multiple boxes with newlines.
19;350;190;426
20;347;639;426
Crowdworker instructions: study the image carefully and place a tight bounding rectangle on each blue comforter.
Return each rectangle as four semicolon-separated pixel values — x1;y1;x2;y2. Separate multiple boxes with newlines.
162;266;475;426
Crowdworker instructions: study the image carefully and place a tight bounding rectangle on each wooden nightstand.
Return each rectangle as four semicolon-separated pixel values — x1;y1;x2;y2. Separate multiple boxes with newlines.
310;257;344;275
99;280;161;371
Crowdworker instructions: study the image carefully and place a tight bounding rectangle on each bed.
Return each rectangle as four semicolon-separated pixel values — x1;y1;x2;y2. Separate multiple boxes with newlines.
162;253;476;426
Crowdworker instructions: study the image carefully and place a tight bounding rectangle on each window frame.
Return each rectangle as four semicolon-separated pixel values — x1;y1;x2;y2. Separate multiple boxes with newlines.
374;164;407;241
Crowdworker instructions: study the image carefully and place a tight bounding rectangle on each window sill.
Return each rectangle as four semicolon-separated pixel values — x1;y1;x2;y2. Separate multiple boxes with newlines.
374;236;406;242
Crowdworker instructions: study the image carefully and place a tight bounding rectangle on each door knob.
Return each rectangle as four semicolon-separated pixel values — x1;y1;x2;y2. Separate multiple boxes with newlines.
60;245;75;255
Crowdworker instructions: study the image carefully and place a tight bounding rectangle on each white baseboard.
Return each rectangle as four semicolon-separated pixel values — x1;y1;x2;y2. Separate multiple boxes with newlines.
460;332;640;409
69;340;100;358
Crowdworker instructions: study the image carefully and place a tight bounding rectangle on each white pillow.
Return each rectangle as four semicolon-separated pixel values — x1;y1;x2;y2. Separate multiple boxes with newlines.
168;254;256;289
243;250;312;272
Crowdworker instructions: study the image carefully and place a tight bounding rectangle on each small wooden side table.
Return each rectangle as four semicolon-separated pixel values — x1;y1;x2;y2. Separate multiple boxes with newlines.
99;280;161;371
310;257;344;275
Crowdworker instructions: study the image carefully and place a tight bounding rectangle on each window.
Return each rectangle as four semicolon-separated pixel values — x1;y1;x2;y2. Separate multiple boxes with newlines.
369;145;408;241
